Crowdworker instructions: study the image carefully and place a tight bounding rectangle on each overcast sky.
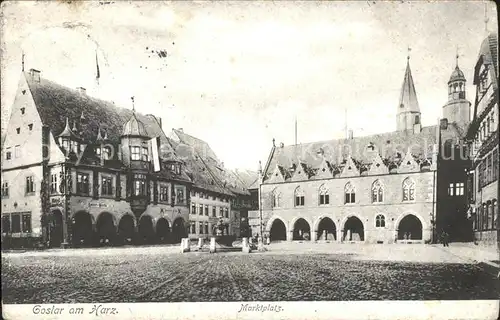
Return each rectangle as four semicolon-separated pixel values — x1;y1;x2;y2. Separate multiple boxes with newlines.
1;1;497;170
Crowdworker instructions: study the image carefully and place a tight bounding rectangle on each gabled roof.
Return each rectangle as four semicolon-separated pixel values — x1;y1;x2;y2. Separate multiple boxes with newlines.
474;32;498;87
398;60;420;113
262;124;463;182
172;128;220;163
23;70;191;182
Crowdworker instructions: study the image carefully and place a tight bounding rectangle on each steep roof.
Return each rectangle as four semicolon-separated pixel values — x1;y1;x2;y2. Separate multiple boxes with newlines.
23;71;190;182
172;128;220;163
398;60;420;113
449;65;466;83
474;32;498;88
262;124;464;182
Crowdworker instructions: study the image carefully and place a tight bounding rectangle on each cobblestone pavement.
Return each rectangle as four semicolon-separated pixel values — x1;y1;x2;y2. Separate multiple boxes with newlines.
2;246;499;303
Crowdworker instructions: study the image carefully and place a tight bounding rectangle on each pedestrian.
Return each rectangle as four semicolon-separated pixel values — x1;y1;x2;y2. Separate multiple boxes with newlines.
440;230;446;247
443;231;450;247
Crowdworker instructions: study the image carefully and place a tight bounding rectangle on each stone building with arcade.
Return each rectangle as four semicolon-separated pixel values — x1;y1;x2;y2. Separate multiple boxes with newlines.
0;68;257;249
251;55;472;244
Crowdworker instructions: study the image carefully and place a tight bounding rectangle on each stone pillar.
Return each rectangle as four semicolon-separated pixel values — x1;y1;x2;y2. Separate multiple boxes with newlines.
288;230;294;241
198;237;204;250
313;230;318;242
209;237;216;253
181;238;190;253
339;229;344;243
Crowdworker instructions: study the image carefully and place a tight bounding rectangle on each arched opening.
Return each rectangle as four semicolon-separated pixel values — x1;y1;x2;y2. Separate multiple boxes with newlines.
72;211;93;247
156;218;171;244
49;210;64;248
172;217;187;243
293;218;311;241
398;214;423;240
118;215;135;245
317;217;336;241
96;212;116;246
269;219;287;241
138;215;155;244
343;216;364;241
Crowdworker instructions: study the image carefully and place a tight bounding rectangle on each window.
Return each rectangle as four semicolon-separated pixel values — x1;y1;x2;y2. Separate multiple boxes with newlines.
61;138;69;150
493;200;498;230
375;214;385;228
199;204;203;216
224;207;229;218
134;180;146;196
11;214;21;233
103;146;111;160
371;180;383;203
101;176;113;196
319;184;329;205
160;185;169;202
15;145;21;158
402;178;415;201
220;207;224;217
191;203;196;214
272;188;281;208
294;187;305;207
1;182;9;198
455;182;464;196
493;149;499;182
142;147;149;161
16;128;20;134
414;115;420;125
198;221;203;234
21;107;25;114
344;182;356;204
212;206;216;217
22;213;31;233
5;148;12;160
175;186;185;204
190;222;196;234
205;205;209;216
28;124;33;131
483;204;488;230
448;183;454;196
50;174;58;194
76;173;89;195
204;222;209;235
131;146;141;160
25;176;35;194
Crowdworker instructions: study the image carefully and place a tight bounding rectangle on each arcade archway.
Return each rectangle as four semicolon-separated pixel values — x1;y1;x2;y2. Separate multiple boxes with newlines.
72;211;93;247
317;217;336;241
172;217;187;243
398;214;423;240
96;212;116;246
343;216;364;241
293;218;311;241
118;215;135;245
49;210;64;248
269;218;287;241
156;218;171;244
138;215;155;244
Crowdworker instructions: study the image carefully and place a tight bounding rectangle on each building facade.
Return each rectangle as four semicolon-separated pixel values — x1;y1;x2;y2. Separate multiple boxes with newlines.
250;57;471;244
466;32;499;246
0;69;256;249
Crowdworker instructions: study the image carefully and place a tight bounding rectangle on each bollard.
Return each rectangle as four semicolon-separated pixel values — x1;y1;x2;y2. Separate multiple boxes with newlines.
198;238;204;250
209;237;216;253
181;238;191;253
242;237;251;253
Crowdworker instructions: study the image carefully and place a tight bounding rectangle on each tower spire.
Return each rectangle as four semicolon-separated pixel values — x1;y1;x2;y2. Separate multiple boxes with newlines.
21;51;25;72
397;51;421;132
456;45;459;67
131;96;135;112
407;46;411;61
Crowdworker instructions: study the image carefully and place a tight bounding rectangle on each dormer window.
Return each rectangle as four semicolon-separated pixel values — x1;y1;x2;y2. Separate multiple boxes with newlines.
61;137;69;150
142;147;149;161
103;146;111;160
21;108;25;115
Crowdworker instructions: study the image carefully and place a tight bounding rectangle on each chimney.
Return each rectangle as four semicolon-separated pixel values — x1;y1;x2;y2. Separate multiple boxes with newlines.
348;129;354;139
76;87;86;95
440;118;449;130
178;128;184;133
413;123;422;134
29;68;40;82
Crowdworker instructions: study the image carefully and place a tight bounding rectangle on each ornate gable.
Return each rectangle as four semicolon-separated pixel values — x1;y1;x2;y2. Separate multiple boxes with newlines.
314;158;333;179
368;153;389;175
291;163;309;181
340;156;360;178
398;150;420;173
267;164;285;183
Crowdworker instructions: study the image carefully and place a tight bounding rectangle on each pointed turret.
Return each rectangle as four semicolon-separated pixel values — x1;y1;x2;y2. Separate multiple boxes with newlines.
397;57;422;132
443;55;470;125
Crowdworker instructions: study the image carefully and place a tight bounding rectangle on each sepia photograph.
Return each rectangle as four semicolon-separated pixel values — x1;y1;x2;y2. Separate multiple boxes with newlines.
1;1;499;319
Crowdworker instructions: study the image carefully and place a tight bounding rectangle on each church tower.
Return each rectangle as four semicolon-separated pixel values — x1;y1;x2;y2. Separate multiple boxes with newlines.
442;56;470;126
397;56;422;132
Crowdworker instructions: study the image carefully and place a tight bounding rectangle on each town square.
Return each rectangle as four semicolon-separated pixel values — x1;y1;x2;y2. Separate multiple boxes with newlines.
0;1;499;318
